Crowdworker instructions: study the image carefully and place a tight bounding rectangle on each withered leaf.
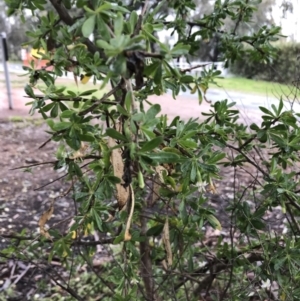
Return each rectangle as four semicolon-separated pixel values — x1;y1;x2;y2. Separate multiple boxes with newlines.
124;185;134;241
69;142;88;160
108;123;130;209
152;166;167;206
39;199;54;240
162;217;172;267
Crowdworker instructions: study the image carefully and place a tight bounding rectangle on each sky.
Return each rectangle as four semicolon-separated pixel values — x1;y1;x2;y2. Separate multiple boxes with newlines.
273;0;300;41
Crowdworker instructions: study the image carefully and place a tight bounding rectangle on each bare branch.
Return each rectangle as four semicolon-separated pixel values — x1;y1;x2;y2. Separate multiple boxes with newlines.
49;0;103;56
180;63;211;73
78;84;121;116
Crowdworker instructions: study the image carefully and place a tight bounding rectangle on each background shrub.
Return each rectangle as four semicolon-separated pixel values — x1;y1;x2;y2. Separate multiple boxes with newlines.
230;42;300;84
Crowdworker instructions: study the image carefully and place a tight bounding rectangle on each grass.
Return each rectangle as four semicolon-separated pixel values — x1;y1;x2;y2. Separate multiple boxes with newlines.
8;116;45;126
9;116;25;122
211;76;300;98
1;73;107;99
42;78;108;99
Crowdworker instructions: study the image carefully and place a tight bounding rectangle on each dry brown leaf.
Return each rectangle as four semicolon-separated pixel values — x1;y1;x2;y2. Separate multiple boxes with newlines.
108;123;130;209
39;199;54;240
69;142;88;160
207;179;217;194
162;217;172;267
152;166;167;206
124;184;134;241
161;259;168;271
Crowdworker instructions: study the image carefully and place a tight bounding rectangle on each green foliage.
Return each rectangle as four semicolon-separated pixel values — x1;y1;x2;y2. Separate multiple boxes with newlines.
230;42;300;84
3;0;300;300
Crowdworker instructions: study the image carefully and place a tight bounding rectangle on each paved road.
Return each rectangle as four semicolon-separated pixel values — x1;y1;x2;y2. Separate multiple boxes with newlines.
2;62;300;124
205;88;300;111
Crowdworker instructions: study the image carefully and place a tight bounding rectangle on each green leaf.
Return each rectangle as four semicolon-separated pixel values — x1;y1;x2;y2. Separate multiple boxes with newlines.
107;175;121;184
206;215;222;230
69;161;83;177
171;43;191;56
277;97;284;115
138;170;145;188
78;133;95;142
79;89;98;96
59;102;69;111
82;15;96;38
25;84;34;97
140;136;163;152
181;75;194;83
250;123;259;131
143;152;181;164
153;64;162;85
178;139;197;149
91;209;103;231
83;5;95;13
251;220;265;230
125;91;132;112
259;106;275;117
179;201;188;225
129;11;138;33
106;128;127;141
162;147;182;156
269;133;286;148
60;110;74;118
116;104;129;116
52;122;72;131
73;100;80;109
197;86;203;104
208;152;226;164
50;104;59;118
113;55;127;74
141;127;156;139
96;39;114;50
105;2;129;13
47;119;55;129
146;224;164;236
95;2;111;13
114;12;123;36
113;232;125;244
146;104;161;119
96;15;111;41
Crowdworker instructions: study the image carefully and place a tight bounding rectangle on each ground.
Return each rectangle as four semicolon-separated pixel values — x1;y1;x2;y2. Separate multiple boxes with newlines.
0;121;72;237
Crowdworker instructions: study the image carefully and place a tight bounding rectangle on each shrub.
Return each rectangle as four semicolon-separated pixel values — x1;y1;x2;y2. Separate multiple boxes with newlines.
2;0;300;300
230;42;300;84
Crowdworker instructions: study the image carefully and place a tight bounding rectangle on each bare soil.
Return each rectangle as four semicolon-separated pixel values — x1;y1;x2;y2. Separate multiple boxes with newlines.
0;121;72;239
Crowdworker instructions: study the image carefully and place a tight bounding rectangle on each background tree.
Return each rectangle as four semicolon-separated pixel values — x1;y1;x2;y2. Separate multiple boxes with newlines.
0;0;31;59
2;0;300;301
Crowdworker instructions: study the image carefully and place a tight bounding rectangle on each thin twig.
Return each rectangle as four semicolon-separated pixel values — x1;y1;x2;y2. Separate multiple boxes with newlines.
10;160;58;170
180;63;211;73
78;84;121;116
34;172;68;191
132;0;148;37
